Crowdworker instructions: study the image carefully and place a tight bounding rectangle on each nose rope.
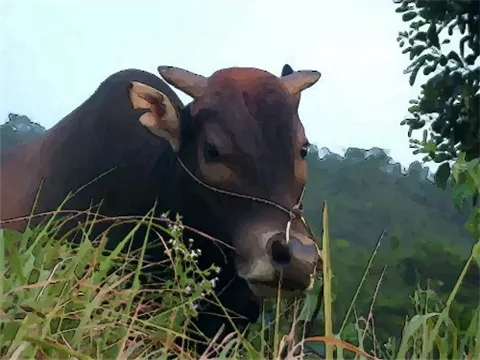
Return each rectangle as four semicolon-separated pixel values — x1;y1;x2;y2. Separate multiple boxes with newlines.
176;156;322;281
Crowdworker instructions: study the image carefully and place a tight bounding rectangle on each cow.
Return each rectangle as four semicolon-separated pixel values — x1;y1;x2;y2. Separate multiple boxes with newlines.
0;63;322;354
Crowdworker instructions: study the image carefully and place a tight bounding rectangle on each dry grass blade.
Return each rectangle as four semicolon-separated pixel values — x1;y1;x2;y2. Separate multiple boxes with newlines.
9;341;27;360
303;336;379;360
200;330;239;359
359;265;387;346
199;323;226;359
117;298;144;360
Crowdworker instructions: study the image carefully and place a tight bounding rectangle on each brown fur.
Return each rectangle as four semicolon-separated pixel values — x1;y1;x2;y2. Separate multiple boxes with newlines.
190;67;308;209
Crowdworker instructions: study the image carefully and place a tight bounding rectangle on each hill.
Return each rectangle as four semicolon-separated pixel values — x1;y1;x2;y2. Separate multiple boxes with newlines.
304;145;473;250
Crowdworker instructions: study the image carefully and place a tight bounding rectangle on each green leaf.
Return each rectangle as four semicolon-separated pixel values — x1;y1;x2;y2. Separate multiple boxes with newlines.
427;22;440;48
414;31;427;42
396;313;442;359
411;20;426;31
409;64;421;86
434;163;451;190
410;45;427;59
402;11;417;22
410;119;426;131
408;105;419;113
452;183;475;208
465;54;476;65
423;65;435;76
447;51;462;64
466;158;480;177
395;4;411;13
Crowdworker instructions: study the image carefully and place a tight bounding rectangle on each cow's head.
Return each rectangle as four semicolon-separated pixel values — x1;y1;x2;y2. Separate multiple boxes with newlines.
128;64;322;298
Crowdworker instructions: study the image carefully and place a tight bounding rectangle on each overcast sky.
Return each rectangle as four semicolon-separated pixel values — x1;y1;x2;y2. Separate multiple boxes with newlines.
1;0;429;169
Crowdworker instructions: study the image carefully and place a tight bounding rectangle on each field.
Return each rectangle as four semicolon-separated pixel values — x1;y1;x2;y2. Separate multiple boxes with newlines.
1;202;478;360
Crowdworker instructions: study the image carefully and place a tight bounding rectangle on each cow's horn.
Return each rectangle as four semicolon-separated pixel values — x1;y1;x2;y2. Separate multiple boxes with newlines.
157;66;207;99
280;70;321;95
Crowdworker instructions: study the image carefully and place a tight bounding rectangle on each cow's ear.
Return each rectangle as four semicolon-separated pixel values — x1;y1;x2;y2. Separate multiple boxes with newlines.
129;81;181;152
280;64;301;106
281;64;294;77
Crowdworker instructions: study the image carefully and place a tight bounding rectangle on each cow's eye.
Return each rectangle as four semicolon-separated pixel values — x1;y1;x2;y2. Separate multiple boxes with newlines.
300;143;310;159
204;142;221;163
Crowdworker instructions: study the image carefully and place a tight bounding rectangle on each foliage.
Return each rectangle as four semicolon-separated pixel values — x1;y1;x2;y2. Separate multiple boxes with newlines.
393;0;479;199
304;145;473;251
392;3;480;358
0;113;47;150
0;212;220;359
1;203;478;359
451;152;480;237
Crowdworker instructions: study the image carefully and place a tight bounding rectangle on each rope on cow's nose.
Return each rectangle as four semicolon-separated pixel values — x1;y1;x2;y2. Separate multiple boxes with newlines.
177;157;296;215
176;156;321;269
285;203;308;244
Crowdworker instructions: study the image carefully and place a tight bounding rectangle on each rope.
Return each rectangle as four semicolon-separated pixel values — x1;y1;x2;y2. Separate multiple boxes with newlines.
176;154;322;301
176;156;319;254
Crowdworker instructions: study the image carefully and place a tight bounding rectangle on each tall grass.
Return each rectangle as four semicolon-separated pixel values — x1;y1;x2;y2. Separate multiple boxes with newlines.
1;203;478;359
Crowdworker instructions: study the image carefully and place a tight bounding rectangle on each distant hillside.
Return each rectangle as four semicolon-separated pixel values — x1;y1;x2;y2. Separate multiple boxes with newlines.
1;113;473;252
0;113;46;150
303;145;473;250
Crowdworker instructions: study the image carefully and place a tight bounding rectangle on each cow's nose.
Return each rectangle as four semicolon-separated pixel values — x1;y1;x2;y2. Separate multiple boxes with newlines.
267;232;319;289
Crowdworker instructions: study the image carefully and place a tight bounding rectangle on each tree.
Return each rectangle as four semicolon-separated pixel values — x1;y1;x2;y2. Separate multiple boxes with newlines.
0;113;46;150
393;0;479;194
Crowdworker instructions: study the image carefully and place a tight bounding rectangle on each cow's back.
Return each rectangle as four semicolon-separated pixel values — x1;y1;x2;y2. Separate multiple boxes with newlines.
0;69;184;234
0;138;46;229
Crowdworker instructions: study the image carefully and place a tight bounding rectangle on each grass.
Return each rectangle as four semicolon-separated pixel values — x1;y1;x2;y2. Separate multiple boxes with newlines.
1;202;479;359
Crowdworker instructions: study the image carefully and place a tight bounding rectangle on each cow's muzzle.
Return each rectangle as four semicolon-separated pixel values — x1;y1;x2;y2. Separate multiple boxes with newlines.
235;227;321;298
265;232;320;290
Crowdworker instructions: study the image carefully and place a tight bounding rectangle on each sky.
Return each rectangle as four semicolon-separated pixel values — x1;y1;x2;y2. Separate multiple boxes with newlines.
0;0;430;170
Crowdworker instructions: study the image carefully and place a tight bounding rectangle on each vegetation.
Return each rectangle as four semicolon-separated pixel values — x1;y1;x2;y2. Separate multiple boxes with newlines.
0;113;47;150
1;1;479;357
1;203;478;359
393;0;479;199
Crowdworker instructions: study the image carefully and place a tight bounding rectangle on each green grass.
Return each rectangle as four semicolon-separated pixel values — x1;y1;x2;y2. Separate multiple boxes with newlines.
1;203;479;359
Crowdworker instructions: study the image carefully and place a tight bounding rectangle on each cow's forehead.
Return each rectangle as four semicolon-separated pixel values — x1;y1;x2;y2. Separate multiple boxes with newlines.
211;67;273;80
193;68;299;160
206;67;289;97
198;68;295;122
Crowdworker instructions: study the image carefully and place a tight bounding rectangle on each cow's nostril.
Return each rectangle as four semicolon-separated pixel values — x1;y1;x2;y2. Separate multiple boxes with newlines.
270;239;292;266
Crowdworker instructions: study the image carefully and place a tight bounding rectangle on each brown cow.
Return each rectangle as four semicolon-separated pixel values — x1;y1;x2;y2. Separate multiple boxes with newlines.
0;64;322;354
